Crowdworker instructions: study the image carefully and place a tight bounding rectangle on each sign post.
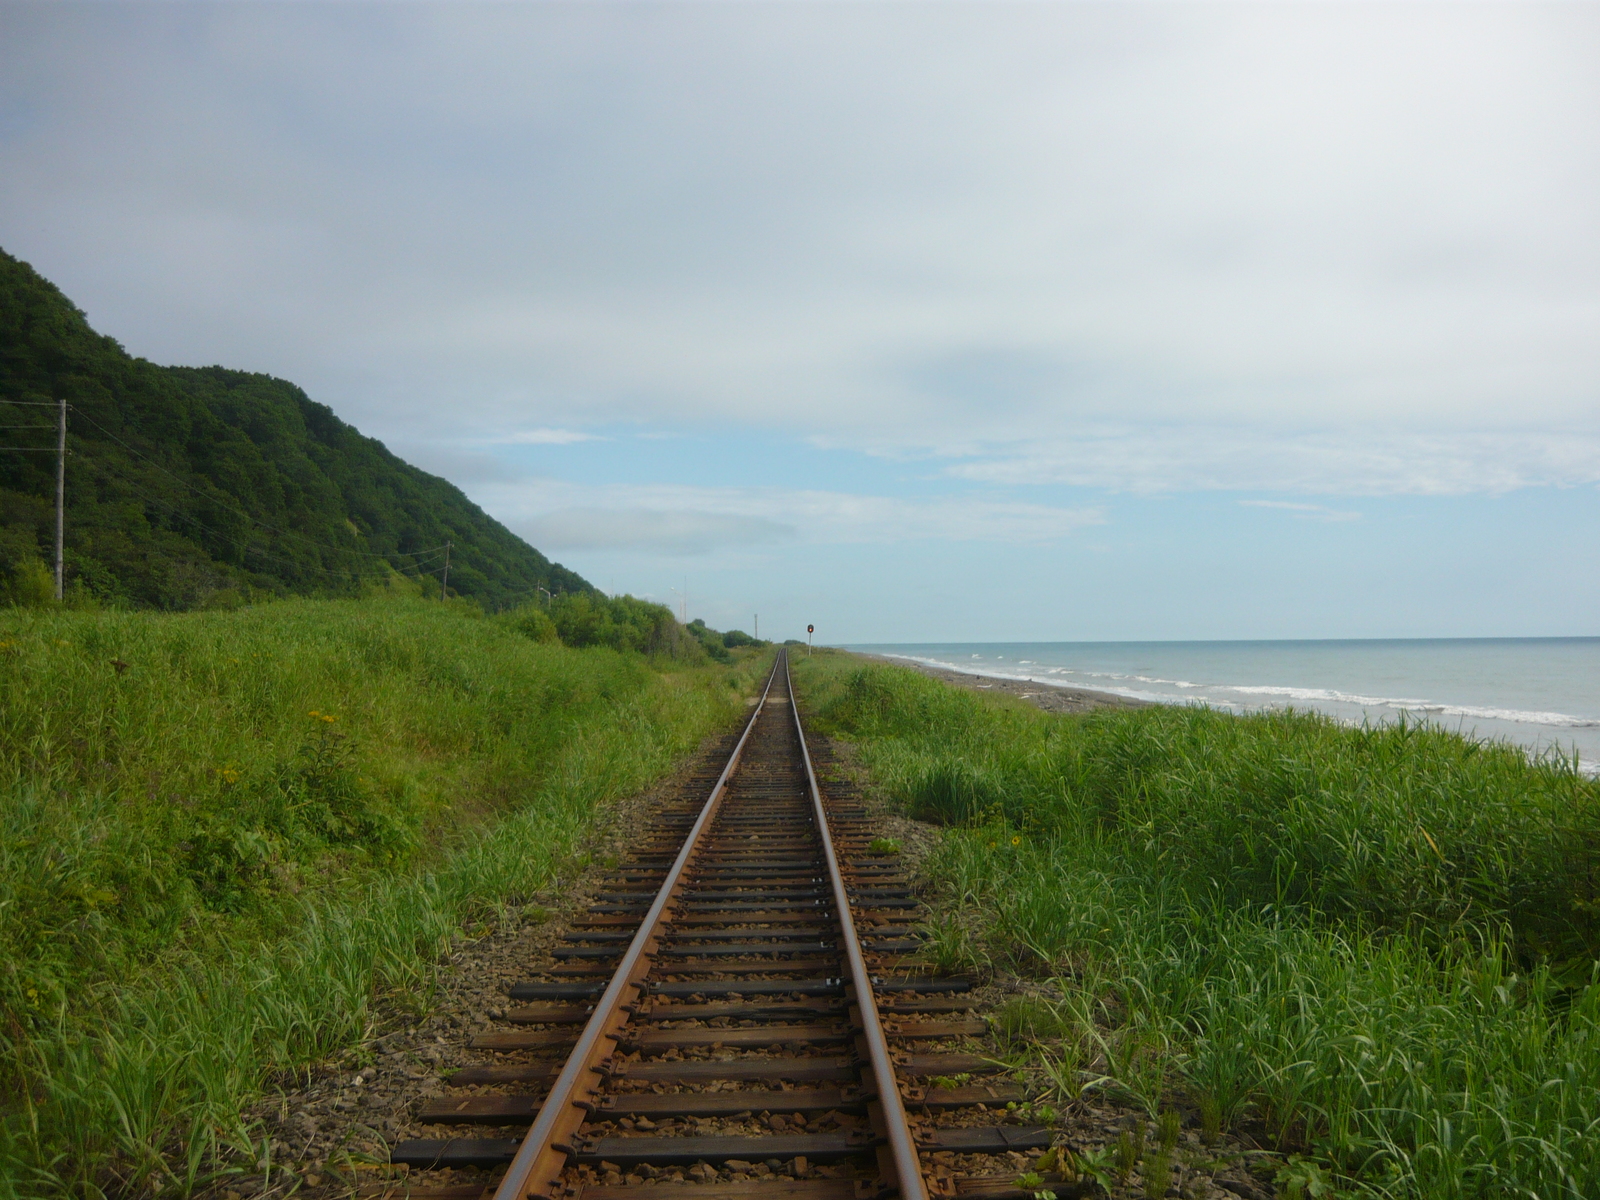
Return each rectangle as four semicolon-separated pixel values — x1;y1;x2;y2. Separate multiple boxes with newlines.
807;624;814;656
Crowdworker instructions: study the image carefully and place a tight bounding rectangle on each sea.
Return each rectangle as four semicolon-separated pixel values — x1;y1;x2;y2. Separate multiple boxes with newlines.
846;638;1600;772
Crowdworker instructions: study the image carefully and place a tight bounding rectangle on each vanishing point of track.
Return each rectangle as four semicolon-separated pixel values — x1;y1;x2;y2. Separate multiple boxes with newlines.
392;650;1053;1200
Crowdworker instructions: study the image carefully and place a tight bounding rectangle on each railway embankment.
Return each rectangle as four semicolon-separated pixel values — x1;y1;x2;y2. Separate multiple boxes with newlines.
277;652;1268;1200
0;596;763;1197
794;651;1600;1200
11;619;1598;1200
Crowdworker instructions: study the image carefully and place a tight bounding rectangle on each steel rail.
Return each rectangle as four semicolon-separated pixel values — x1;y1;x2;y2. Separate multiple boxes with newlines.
785;653;929;1200
491;655;783;1200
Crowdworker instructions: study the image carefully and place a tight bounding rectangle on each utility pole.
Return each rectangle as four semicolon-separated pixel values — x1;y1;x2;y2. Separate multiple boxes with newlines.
440;541;452;601
54;397;66;601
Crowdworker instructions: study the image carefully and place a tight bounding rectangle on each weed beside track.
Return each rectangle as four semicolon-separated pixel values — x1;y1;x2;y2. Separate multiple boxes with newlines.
0;598;763;1197
793;651;1600;1200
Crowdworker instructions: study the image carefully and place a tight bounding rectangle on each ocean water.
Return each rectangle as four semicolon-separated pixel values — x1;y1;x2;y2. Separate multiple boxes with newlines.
846;638;1600;771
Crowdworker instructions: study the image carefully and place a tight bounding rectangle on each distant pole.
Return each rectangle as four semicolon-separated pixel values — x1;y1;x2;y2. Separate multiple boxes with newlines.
440;541;452;601
54;397;66;601
538;586;552;609
807;623;814;656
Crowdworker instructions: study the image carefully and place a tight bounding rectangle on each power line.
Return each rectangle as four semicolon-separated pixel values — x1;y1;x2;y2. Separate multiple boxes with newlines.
0;397;69;599
6;438;527;593
10;424;447;580
94;466;453;583
67;407;450;563
6;409;546;598
71;406;449;560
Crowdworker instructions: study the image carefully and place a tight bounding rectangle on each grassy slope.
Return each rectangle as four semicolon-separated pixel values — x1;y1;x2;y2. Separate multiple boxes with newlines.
0;248;590;609
0;598;761;1197
794;653;1600;1200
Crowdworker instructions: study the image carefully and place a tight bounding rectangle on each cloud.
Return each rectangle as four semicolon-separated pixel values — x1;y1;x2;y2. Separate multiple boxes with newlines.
945;430;1600;497
481;480;1105;553
522;509;794;556
384;443;527;486
1;5;1596;501
1240;500;1361;523
498;429;601;446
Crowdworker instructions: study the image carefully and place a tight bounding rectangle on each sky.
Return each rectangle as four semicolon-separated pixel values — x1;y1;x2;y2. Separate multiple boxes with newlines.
2;1;1597;643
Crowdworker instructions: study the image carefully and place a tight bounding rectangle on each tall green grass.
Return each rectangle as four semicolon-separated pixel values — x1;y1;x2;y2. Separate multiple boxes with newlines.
0;597;755;1197
796;654;1600;1199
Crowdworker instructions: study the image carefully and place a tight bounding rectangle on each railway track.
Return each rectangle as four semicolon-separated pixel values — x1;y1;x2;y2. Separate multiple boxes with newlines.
391;650;1053;1200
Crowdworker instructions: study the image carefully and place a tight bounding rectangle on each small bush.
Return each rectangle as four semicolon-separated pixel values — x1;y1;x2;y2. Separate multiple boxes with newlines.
505;604;559;644
0;554;53;607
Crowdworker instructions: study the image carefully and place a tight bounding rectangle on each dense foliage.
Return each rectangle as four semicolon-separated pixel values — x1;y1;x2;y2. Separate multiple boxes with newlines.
496;595;767;665
687;617;763;660
0;596;764;1195
0;248;589;609
796;656;1600;1199
815;663;1599;961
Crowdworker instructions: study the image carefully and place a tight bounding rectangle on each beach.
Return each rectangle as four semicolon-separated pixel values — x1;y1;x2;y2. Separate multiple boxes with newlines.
851;651;1149;714
850;638;1600;768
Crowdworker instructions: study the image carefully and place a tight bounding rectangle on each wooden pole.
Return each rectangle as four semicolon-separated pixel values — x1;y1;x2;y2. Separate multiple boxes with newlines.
440;541;451;601
54;397;65;601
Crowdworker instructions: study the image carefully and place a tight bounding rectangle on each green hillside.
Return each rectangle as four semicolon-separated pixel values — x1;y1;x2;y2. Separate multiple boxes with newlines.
0;248;591;609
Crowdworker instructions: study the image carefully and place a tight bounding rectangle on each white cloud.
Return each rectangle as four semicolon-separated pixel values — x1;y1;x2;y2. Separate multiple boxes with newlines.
1239;500;1361;523
497;429;600;446
523;509;794;556
481;480;1105;553
384;442;527;485
2;4;1596;497
945;430;1600;497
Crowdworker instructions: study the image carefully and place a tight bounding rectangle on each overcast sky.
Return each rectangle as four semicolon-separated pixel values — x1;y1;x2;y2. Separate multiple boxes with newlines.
3;2;1597;641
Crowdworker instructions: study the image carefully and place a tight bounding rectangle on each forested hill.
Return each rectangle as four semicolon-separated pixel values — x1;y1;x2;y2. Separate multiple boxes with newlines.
0;249;592;609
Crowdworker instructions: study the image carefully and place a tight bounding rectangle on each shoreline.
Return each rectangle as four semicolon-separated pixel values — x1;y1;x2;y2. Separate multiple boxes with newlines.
848;650;1151;715
844;650;1600;775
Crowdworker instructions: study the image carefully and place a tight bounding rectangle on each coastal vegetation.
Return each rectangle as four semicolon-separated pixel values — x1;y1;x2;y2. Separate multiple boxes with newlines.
0;242;778;1196
795;654;1600;1200
529;593;755;664
0;248;587;610
0;593;766;1196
